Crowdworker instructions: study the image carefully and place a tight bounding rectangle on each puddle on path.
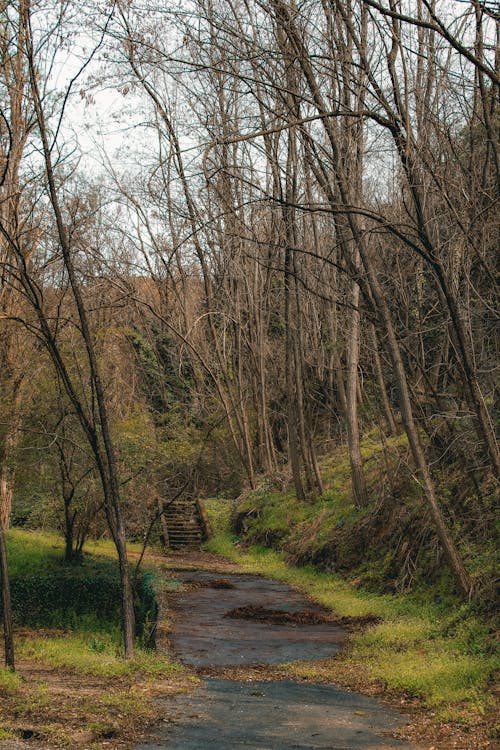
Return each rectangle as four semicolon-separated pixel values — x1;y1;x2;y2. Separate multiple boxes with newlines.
142;568;419;749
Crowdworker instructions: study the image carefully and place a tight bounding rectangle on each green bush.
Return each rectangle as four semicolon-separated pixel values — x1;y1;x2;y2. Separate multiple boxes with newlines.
134;570;159;646
9;569;122;628
3;532;158;638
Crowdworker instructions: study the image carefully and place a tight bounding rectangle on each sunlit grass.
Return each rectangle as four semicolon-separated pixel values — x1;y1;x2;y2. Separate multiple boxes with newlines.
352;618;498;708
0;729;19;741
18;632;183;678
361;645;495;706
5;529;65;576
84;537;144;560
0;667;22;695
6;528;144;573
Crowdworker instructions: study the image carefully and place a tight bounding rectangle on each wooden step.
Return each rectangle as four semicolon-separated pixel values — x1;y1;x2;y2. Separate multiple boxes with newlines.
160;498;207;550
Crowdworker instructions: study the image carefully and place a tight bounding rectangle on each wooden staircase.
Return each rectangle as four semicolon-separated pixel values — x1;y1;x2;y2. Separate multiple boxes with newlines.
160;498;210;550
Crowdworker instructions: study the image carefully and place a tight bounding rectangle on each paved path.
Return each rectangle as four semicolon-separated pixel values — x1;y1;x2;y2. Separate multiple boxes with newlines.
168;570;345;667
137;569;419;750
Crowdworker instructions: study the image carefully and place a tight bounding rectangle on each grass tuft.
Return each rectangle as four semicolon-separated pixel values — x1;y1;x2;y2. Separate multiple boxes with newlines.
0;728;19;740
0;668;22;695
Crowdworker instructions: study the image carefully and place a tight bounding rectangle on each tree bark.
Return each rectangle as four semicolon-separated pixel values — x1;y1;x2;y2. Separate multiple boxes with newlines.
346;259;368;507
371;324;397;435
270;0;472;596
0;526;14;670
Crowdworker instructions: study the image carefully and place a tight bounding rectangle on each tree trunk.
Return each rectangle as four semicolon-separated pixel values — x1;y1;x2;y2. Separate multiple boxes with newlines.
157;499;170;548
270;1;472;596
0;378;23;530
363;250;472;597
24;9;136;655
371;324;397;435
0;526;14;670
345;264;368;508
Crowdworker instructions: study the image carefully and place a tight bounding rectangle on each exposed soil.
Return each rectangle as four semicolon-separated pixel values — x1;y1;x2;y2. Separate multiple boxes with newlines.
224;603;333;624
224;603;383;630
0;644;194;750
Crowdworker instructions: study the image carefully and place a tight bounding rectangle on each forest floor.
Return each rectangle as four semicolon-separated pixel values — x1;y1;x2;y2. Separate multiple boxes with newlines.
0;547;497;750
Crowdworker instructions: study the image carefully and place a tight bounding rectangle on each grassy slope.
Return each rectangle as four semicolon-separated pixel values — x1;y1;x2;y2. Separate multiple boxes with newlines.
203;434;499;727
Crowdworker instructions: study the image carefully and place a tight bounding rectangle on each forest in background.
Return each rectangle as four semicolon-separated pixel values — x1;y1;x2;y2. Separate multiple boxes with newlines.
0;0;498;660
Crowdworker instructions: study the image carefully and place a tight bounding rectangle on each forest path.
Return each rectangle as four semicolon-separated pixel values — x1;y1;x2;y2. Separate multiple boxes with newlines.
136;561;420;750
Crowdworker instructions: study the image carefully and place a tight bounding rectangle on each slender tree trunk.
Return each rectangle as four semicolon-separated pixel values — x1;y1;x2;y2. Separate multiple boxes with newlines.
345;259;368;507
24;8;135;655
294;338;315;494
307;430;324;495
361;249;472;597
0;372;24;532
0;408;21;530
63;496;75;564
270;1;472;596
284;244;305;501
433;262;500;477
157;499;170;548
371;324;397;435
0;526;14;670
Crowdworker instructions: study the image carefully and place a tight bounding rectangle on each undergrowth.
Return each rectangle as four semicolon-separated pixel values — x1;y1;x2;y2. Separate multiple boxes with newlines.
228;430;498;601
0;667;22;694
0;530;189;750
4;529;157;636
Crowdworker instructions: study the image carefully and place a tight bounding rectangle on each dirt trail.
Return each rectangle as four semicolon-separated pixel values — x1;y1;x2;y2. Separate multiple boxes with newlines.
138;566;420;750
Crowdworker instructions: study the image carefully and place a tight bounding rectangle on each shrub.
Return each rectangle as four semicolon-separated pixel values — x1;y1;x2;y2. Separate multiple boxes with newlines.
3;531;157;638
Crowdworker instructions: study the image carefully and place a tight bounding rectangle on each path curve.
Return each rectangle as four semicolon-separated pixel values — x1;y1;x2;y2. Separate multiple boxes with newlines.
137;567;420;750
169;570;346;667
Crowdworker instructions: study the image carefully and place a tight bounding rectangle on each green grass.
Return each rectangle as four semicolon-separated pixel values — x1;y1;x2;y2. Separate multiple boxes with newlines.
0;667;22;695
204;503;499;720
5;528;157;634
84;536;144;559
18;632;182;678
0;529;191;749
6;529;66;576
0;729;18;740
203;431;498;722
5;528;144;573
227;431;427;580
353;618;498;708
4;529;179;677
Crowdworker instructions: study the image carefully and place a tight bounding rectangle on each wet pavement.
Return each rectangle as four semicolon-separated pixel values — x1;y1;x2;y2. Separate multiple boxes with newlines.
138;568;419;749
